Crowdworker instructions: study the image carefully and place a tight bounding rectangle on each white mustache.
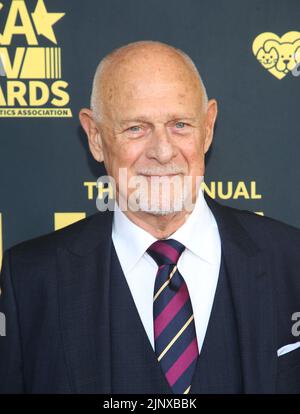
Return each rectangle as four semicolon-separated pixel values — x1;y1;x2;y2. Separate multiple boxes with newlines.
136;166;186;175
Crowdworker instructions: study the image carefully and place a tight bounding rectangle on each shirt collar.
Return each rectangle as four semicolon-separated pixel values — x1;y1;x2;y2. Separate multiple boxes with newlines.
112;187;218;273
169;188;219;263
112;201;157;273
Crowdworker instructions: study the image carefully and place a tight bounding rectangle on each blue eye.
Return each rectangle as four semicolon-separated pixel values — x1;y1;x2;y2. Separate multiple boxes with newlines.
175;122;186;128
129;125;141;132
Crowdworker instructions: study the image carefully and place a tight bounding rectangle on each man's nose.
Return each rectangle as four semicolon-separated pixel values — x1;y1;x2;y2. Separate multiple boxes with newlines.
146;127;177;163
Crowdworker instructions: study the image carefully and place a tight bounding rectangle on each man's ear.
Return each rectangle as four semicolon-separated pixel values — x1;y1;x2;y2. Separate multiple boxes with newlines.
204;99;218;154
79;108;104;162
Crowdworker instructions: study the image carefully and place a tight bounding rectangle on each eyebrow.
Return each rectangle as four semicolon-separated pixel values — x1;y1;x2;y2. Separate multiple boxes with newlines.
119;114;198;126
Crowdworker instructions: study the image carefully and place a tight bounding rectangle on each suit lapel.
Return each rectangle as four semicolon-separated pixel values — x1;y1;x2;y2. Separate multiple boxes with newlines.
56;210;114;393
205;193;277;393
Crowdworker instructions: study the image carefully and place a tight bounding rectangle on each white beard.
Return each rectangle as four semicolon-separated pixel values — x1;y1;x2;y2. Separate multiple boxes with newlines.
127;178;188;215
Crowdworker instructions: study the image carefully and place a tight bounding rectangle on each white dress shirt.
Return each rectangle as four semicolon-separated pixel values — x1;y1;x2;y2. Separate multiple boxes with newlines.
112;188;221;352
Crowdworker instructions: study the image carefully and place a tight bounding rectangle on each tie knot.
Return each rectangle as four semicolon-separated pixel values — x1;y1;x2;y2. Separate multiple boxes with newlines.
147;239;185;266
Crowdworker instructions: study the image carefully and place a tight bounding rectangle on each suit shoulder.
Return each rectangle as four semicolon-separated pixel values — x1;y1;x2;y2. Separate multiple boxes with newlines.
232;206;300;247
4;211;101;263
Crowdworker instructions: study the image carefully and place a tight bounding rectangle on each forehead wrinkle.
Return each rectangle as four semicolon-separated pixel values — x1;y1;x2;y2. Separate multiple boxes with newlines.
92;42;208;122
119;113;198;125
104;69;202;110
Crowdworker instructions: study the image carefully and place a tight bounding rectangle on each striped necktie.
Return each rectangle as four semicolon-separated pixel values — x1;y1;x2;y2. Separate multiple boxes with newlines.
147;239;199;394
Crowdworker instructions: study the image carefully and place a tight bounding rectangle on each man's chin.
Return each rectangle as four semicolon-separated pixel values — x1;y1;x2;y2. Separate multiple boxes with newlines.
128;200;186;216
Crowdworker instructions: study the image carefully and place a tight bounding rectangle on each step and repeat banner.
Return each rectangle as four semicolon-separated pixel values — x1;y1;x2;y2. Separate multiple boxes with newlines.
0;0;299;267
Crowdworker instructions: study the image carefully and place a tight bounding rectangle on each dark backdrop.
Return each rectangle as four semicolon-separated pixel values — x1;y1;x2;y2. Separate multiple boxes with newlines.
1;0;299;266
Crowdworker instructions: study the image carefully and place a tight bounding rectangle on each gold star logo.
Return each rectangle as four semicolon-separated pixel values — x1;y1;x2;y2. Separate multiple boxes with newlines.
31;0;65;44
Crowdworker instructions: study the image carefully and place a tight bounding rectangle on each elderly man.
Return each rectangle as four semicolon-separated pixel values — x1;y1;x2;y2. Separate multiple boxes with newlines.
0;41;300;394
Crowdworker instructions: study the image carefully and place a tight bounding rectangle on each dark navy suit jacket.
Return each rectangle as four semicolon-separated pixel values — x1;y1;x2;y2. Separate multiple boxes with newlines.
0;193;300;393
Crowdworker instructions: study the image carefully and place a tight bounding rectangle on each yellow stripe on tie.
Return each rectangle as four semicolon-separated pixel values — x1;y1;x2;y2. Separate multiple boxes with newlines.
158;315;194;361
153;265;177;302
183;385;191;394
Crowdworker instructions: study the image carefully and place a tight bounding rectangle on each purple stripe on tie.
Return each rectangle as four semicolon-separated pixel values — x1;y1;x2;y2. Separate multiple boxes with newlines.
149;241;180;263
154;283;189;339
165;338;198;387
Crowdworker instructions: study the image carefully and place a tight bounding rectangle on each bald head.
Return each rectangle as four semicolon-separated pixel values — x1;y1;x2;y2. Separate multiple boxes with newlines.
90;40;208;123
